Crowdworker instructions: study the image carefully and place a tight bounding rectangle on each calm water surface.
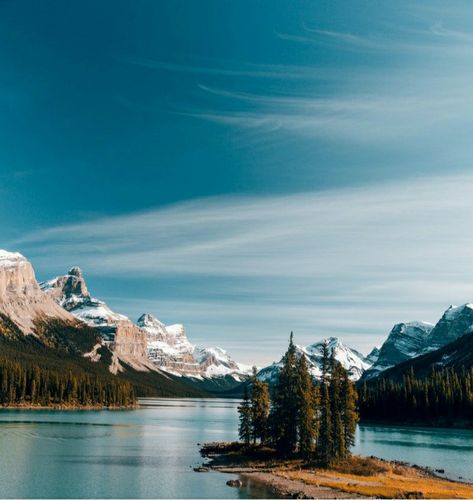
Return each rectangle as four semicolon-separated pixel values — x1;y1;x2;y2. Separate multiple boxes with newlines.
0;398;471;498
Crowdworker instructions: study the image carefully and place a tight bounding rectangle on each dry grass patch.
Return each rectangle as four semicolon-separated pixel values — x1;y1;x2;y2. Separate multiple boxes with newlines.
278;457;473;499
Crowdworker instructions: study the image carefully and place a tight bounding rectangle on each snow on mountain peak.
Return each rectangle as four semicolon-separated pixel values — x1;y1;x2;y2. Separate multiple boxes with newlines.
137;313;166;331
193;345;252;379
258;336;370;384
444;303;473;320
0;250;27;269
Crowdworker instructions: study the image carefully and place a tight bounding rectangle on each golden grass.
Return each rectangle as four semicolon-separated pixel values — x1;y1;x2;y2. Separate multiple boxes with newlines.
277;457;473;499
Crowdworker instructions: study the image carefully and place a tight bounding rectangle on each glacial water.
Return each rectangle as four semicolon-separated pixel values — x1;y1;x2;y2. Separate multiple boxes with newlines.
0;399;471;499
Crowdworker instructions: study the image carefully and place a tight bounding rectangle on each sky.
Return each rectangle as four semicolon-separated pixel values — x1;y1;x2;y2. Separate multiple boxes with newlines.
3;1;473;365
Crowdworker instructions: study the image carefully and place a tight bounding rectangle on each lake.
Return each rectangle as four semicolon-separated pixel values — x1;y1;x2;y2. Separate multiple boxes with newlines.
0;398;471;499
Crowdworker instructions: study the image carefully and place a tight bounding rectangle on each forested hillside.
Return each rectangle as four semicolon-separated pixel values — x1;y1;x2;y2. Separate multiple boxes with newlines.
359;366;473;426
359;332;473;427
0;314;208;407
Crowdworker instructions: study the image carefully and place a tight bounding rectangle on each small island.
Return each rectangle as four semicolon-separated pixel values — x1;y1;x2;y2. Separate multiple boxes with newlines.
198;336;473;499
200;442;473;499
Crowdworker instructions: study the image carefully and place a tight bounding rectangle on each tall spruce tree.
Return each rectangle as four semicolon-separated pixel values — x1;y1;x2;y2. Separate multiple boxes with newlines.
238;385;252;445
329;352;345;460
317;341;333;466
296;353;319;458
250;366;270;444
340;368;358;458
269;332;299;456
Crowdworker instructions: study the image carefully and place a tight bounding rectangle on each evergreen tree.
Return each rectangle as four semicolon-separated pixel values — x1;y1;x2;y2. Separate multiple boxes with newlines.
238;385;252;445
329;354;345;461
269;332;299;456
250;366;270;443
340;368;358;458
317;341;333;466
296;353;319;458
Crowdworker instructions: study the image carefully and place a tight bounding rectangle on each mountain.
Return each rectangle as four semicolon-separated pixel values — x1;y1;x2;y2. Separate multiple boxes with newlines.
136;314;200;376
425;303;473;351
0;250;73;334
0;251;209;402
363;304;473;381
371;330;473;382
193;346;252;379
41;269;249;382
363;321;434;379
365;346;380;365
258;337;371;384
137;313;251;380
41;267;155;373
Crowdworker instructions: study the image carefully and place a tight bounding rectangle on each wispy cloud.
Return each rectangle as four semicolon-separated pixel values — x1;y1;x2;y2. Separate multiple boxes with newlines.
11;173;473;362
181;79;473;145
120;56;335;81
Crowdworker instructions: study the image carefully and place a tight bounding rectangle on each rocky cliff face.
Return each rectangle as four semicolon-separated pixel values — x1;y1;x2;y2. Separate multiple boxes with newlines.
0;250;73;334
41;267;155;373
137;314;201;375
137;313;251;379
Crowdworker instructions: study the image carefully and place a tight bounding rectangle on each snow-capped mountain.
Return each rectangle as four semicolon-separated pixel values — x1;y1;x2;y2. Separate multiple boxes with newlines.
137;312;250;379
0;250;72;334
41;267;154;373
193;346;252;379
258;337;371;384
364;304;473;380
136;314;200;376
41;267;130;341
363;321;434;379
425;303;473;352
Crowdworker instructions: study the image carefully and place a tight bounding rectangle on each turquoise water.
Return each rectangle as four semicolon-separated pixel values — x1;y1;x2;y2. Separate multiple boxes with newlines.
0;399;471;498
353;423;473;483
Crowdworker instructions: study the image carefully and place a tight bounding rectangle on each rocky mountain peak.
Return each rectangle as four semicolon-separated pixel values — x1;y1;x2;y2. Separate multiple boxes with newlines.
426;303;473;351
362;320;433;379
137;313;165;329
40;267;90;310
0;250;72;334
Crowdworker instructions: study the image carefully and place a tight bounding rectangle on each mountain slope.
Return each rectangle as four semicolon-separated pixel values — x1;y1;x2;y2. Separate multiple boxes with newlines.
0;250;73;334
425;304;473;351
193;346;252;379
371;330;473;382
41;268;155;373
137;312;251;381
363;321;434;379
137;314;200;375
0;312;209;401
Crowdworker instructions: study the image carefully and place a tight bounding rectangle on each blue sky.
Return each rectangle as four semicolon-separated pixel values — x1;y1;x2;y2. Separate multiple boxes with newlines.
3;1;473;365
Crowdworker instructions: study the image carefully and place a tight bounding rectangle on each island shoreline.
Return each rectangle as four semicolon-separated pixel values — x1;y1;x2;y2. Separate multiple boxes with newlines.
199;442;473;499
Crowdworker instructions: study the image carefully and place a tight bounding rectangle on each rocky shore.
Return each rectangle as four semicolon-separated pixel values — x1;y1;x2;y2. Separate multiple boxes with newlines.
199;442;473;499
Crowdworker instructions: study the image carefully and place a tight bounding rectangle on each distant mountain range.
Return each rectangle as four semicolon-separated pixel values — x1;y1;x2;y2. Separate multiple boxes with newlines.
2;248;473;399
41;265;251;382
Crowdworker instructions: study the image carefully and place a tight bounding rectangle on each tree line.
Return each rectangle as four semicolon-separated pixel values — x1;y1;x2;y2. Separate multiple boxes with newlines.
359;366;473;424
238;334;358;465
0;357;135;407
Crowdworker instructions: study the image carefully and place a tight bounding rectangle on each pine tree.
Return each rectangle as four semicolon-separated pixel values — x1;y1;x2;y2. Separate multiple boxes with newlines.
329;353;345;460
317;341;333;466
269;332;299;456
250;366;270;444
238;385;252;445
296;353;319;458
340;366;358;459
